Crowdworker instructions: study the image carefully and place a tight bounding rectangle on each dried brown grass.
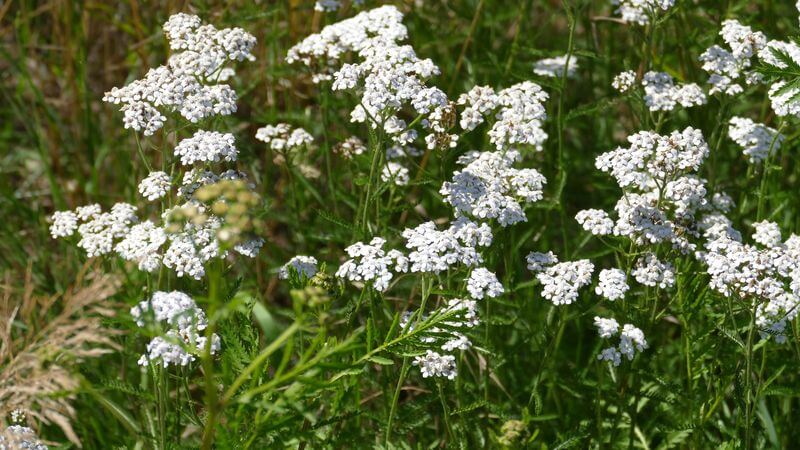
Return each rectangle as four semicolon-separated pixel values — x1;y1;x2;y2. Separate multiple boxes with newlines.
0;262;120;447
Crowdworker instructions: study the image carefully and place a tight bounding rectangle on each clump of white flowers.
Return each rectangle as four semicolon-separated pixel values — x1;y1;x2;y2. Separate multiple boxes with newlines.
52;13;263;284
413;350;457;380
611;0;675;26
466;267;504;300
174;131;238;165
286;5;457;150
402;218;493;274
131;291;220;368
728;117;784;164
280;255;319;280
612;70;637;93
336;238;408;292
440;150;546;226
381;162;410;186
641;71;706;112
595;317;648;366
457;81;549;151
699;20;767;95
596;268;629;301
575;209;614;236
138;171;171;201
255;123;314;152
533;259;595;306
632;253;676;288
103;13;255;135
698;220;800;343
533;55;578;78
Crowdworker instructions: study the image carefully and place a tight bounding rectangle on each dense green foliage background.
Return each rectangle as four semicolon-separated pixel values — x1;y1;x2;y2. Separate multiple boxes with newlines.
3;0;800;448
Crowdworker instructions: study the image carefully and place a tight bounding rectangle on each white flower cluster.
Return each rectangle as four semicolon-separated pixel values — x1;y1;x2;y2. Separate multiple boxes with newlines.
402;218;493;273
286;6;456;150
533;55;578;78
138;171;171;201
336;237;408;291
529;255;595;306
0;425;48;450
54;15;263;282
698;223;800;343
611;0;675;26
174;131;238;165
467;267;505;300
255;123;314;152
381;162;410;186
335;136;367;159
632;253;675;288
596;268;629;301
131;291;220;367
457;81;549;151
103;14;254;135
50;203;138;258
593;128;718;253
575;209;614;236
413;350;457;380
612;70;637;93
699;20;767;95
594;317;648;366
641;71;706;112
728;117;784;164
280;255;319;280
440;150;546;226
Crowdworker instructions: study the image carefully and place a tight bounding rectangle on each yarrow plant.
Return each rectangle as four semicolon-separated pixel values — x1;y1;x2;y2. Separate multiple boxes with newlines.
20;2;800;448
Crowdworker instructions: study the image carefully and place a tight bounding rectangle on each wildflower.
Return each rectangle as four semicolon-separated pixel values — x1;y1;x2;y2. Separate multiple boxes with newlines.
174;130;238;166
49;211;78;238
641;71;706;112
381;162;410;186
402;218;492;273
336;237;408;291
413;350;457;379
138;171;171;201
752;220;782;248
596;268;629;301
280;256;319;279
533;55;578;78
536;259;595;305
632;253;675;288
611;0;675;26
440;150;546;226
728;117;784;164
115;221;167;272
595;317;648;365
335;136;367;159
576;209;614;235
700;20;766;95
132;291;220;368
466;267;504;300
255;123;314;152
612;70;636;93
593;316;620;338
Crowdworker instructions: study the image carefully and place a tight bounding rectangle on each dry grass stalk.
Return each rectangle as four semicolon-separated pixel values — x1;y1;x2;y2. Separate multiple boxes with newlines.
0;262;120;447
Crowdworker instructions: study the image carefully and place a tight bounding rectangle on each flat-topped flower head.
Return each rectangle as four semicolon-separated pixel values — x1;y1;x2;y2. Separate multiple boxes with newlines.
596;268;629;301
611;0;675;26
728;117;784;164
174;131;238;166
336;237;408;291
537;259;595;305
466;267;504;300
139;171;171;201
440;150;546;226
